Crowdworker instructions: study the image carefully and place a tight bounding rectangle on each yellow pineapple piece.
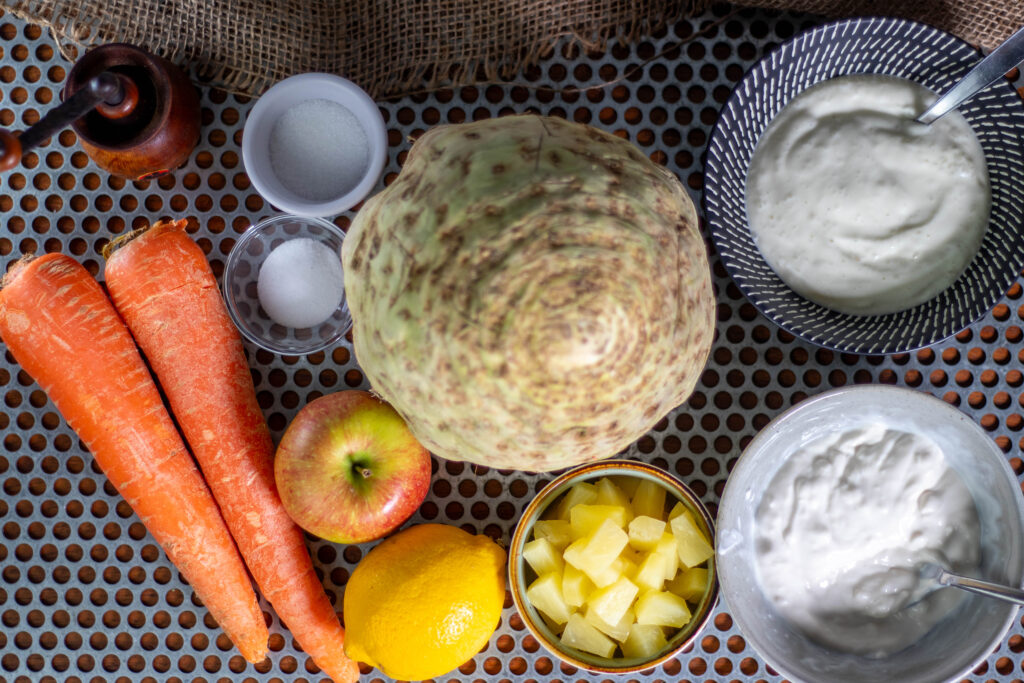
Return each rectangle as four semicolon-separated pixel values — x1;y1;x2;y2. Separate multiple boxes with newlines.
570;504;631;538
563;519;628;575
621;623;668;659
585;605;634;642
586;576;639;626
633;550;667;593
561;563;595;608
561;613;617;658
523;537;564;577
635;589;692;628
627;515;667;552
595;477;633;511
614;554;639;583
654;533;680;582
670;510;714;568
552;481;599;520
668;501;686;521
667;566;709;602
533;519;573;549
631;479;667;519
527;572;572;625
540;611;565;637
612;475;642;499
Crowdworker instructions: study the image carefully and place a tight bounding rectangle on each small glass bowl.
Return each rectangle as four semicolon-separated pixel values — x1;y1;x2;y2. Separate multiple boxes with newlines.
508;459;719;674
222;214;352;355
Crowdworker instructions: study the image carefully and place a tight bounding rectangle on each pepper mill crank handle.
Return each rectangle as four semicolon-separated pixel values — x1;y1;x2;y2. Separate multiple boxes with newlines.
0;71;138;172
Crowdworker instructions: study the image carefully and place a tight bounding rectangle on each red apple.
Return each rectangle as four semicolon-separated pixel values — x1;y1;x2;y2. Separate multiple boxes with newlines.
274;390;431;544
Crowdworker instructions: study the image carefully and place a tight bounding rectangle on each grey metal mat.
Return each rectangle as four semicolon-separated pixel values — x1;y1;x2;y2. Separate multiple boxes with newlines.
2;5;1023;682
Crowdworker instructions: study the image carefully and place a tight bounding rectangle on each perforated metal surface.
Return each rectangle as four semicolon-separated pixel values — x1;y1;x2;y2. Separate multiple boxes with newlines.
2;5;1024;683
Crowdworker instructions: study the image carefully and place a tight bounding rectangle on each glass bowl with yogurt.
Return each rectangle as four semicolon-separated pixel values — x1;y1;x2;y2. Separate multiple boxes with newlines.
704;17;1024;355
716;385;1024;683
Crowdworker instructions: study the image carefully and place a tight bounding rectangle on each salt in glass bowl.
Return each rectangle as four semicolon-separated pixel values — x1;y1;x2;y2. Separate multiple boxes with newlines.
508;459;719;674
716;385;1024;683
241;73;387;218
704;17;1024;355
222;214;352;355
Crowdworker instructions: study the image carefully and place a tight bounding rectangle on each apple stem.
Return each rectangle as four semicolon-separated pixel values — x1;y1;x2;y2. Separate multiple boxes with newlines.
359;468;372;479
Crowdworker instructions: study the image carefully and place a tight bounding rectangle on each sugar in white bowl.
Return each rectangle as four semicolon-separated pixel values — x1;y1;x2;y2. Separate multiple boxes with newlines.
269;98;370;202
256;237;345;329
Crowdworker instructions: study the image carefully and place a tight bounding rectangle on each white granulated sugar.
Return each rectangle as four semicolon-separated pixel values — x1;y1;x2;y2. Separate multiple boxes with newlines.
269;98;370;201
257;237;345;329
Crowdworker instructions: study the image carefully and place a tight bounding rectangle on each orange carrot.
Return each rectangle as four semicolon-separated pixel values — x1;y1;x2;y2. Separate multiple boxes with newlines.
0;253;268;663
104;220;359;683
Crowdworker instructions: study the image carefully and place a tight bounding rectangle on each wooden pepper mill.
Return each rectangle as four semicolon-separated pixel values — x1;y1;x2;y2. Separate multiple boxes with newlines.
0;43;200;180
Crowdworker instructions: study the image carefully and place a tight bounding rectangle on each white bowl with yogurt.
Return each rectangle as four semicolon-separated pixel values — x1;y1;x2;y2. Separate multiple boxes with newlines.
717;385;1024;683
704;17;1024;355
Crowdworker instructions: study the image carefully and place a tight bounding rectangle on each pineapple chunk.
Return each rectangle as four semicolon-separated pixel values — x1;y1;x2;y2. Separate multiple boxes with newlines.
561;563;595;607
570;504;631;537
633;550;668;593
561;613;616;658
654;533;680;582
595;477;633;511
612;475;642;499
552;482;598;520
668;501;687;521
585;605;634;642
627;515;667;552
523;537;564;577
615;554;639;583
540;611;565;637
527;572;572;625
533;519;573;549
620;545;645;566
563;519;628;577
621;623;668;659
586;576;639;626
670;510;714;568
635;590;692;628
631;479;667;519
667;566;709;602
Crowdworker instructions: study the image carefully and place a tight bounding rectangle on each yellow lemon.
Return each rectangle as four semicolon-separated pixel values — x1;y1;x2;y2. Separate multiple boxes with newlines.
343;523;507;680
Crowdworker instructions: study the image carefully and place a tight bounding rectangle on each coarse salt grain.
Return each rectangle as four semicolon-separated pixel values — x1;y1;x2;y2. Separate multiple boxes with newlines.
257;237;345;329
269;98;369;202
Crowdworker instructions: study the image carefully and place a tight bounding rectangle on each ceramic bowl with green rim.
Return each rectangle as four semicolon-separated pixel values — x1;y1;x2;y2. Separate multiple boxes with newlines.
508;459;719;673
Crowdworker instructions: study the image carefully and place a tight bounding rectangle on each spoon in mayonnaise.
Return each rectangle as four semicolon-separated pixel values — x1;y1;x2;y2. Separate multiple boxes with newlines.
916;24;1024;124
912;562;1024;607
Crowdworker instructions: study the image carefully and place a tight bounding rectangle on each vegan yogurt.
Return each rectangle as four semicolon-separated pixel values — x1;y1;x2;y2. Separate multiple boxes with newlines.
745;75;990;316
754;423;980;656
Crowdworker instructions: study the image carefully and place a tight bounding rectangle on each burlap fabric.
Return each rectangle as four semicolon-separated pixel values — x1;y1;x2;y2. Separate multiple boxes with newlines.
0;0;1020;98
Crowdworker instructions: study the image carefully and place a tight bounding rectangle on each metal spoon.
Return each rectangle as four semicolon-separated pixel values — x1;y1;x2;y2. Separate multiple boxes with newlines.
916;24;1024;125
918;562;1024;607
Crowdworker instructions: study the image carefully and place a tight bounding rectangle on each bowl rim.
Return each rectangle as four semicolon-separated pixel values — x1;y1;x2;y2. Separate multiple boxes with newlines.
703;16;1024;355
716;384;1024;683
241;72;387;218
507;458;720;673
221;213;351;355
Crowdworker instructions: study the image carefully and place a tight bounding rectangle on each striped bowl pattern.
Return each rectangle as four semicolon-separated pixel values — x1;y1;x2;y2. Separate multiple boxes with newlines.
704;17;1024;355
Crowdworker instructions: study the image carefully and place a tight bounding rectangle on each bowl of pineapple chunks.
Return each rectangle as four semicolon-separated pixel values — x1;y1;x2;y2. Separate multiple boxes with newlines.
509;459;718;673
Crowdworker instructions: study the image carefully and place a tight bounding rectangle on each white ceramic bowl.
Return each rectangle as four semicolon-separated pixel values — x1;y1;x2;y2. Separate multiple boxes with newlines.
717;385;1024;683
241;73;387;217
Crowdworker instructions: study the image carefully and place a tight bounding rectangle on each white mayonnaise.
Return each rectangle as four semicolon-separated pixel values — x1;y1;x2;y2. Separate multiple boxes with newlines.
746;75;990;316
754;424;980;656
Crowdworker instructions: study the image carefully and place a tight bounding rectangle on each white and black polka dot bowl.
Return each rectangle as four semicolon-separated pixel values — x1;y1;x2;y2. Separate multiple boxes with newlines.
704;17;1024;355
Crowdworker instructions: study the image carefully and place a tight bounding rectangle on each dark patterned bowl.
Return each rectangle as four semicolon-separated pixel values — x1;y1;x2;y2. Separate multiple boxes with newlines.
704;17;1024;355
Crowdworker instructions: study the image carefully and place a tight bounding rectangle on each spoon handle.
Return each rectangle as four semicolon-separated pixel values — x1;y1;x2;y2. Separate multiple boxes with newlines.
940;569;1024;606
917;25;1024;125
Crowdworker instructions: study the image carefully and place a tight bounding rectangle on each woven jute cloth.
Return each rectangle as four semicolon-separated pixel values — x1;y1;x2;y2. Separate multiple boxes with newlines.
1;0;1020;98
